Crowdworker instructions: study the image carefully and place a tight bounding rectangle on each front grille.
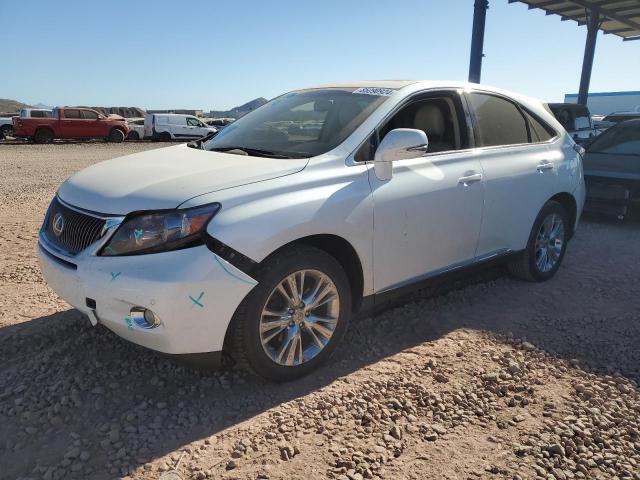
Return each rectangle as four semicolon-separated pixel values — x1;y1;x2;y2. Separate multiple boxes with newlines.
43;198;106;255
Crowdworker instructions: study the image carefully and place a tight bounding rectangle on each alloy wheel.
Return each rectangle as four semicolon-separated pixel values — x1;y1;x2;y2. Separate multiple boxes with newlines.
534;212;565;273
259;269;340;367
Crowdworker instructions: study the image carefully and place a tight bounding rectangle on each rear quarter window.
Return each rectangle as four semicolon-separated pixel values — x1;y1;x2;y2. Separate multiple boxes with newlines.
523;110;556;142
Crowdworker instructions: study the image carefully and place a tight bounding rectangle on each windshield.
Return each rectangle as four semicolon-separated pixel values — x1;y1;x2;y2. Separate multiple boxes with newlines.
204;88;391;158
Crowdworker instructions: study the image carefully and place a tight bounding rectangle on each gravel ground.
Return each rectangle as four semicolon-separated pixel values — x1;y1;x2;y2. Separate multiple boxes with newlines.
0;142;638;480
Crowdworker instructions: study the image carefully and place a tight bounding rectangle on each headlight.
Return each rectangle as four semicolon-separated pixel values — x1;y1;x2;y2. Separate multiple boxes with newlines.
99;203;220;256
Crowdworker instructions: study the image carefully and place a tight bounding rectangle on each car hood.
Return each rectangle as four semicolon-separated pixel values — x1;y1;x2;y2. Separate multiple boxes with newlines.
58;144;309;215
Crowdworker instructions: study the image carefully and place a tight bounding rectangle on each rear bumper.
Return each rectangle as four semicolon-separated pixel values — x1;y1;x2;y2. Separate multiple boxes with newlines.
38;239;257;354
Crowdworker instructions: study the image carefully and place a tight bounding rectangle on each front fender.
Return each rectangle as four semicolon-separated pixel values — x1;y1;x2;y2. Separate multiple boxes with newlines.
193;160;375;295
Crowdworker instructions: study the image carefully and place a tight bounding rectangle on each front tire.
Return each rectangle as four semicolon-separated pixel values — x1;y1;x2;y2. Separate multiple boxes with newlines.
508;200;569;282
127;130;140;141
108;128;125;143
227;245;351;382
0;125;12;139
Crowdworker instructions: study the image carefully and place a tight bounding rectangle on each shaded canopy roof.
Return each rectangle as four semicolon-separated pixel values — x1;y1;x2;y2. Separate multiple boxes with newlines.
510;0;640;40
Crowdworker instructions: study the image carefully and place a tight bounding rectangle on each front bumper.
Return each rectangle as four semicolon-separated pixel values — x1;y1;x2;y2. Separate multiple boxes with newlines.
38;238;257;354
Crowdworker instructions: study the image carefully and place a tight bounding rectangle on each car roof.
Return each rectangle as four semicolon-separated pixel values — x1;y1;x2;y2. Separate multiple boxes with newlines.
151;113;197;117
305;80;541;102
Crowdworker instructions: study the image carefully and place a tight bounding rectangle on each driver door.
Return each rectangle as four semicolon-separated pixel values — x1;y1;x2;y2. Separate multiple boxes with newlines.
366;91;484;293
186;116;208;138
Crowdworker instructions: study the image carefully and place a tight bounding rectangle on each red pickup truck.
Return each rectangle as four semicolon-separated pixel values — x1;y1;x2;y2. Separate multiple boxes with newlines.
13;107;129;143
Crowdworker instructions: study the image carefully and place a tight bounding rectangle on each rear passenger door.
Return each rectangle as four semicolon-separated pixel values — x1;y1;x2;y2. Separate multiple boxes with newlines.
59;109;82;137
170;116;190;138
465;91;556;257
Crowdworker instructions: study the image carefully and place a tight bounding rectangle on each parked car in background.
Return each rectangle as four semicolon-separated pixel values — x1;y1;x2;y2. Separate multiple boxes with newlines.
583;119;640;219
38;81;584;381
13;107;128;143
205;118;234;130
547;103;598;144
144;113;216;141
126;118;145;140
0;116;15;138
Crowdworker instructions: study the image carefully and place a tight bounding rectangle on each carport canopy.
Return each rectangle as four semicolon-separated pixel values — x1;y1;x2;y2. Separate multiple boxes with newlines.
468;1;640;105
512;0;640;41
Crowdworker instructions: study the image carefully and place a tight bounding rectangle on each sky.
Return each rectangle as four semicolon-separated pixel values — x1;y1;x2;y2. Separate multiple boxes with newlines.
2;0;638;110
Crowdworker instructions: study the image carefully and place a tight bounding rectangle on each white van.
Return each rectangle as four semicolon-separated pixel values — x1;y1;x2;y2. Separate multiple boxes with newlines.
144;113;216;141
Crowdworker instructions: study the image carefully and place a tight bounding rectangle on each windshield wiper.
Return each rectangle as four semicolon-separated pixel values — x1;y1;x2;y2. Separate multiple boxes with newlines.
187;131;217;149
210;146;297;159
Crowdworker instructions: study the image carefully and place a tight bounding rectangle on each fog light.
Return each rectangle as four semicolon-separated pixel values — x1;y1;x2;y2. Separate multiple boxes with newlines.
129;307;161;329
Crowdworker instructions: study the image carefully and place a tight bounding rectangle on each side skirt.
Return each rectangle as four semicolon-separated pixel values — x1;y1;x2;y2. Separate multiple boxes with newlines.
356;251;521;319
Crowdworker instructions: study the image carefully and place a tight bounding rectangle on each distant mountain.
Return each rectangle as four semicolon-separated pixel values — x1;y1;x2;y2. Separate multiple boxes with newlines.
0;98;28;114
32;102;53;109
208;97;268;119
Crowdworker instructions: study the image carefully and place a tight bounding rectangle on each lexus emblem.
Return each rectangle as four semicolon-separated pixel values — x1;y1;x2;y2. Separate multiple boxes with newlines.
52;213;65;237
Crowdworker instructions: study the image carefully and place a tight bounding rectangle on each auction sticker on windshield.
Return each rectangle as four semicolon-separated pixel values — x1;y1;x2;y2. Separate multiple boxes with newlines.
353;87;395;96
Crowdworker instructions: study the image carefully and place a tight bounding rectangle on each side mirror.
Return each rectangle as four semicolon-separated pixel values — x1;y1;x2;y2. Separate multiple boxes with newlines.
374;128;429;181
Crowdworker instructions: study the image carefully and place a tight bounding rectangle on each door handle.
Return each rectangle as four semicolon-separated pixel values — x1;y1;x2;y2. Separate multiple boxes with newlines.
458;173;482;186
537;161;553;172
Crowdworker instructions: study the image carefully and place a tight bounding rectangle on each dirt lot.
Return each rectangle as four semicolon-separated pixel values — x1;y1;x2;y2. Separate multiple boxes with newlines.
0;142;639;480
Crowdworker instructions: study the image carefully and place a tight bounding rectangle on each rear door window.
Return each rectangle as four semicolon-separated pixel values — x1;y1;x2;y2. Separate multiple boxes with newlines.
467;92;529;147
573;105;591;130
31;110;52;118
63;109;81;119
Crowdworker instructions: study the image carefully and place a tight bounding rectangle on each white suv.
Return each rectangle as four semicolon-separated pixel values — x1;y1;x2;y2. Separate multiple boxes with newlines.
38;81;585;381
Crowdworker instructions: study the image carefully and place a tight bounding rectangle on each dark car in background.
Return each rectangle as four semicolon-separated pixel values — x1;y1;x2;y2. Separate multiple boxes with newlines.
583;119;640;220
547;102;598;144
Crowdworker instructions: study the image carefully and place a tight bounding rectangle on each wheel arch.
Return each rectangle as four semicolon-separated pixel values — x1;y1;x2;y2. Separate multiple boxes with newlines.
260;234;365;313
549;192;578;238
34;126;54;142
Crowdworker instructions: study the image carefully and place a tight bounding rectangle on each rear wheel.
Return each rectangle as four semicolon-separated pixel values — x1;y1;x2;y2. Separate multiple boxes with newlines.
108;129;125;143
508;201;569;282
160;131;172;142
34;128;54;144
228;246;351;382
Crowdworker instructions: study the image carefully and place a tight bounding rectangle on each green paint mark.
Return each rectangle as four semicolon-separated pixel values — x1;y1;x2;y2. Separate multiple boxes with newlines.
125;317;133;331
134;228;144;240
103;246;116;255
189;291;205;308
110;271;121;281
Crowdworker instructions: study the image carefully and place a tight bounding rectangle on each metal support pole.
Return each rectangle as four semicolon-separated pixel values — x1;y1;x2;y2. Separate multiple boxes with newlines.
577;10;600;106
468;0;489;84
